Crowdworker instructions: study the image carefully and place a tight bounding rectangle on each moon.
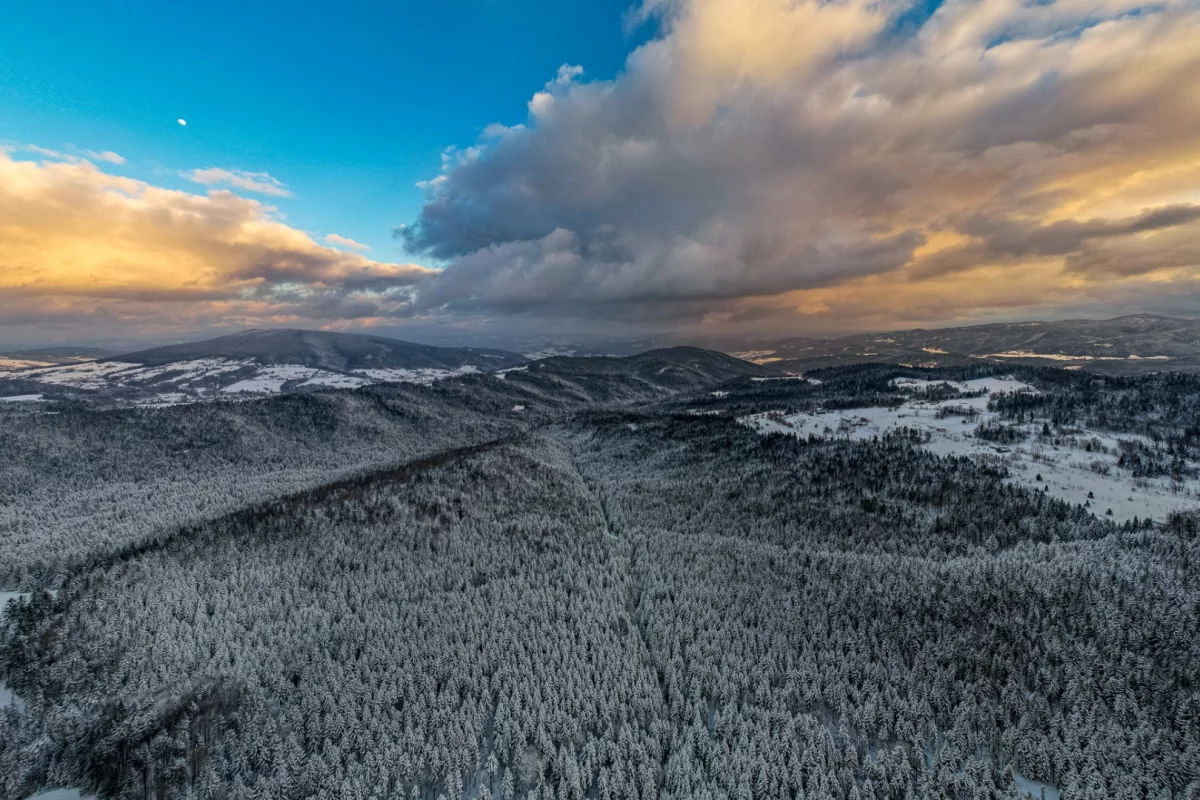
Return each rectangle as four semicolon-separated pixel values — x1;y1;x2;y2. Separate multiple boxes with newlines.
177;119;187;126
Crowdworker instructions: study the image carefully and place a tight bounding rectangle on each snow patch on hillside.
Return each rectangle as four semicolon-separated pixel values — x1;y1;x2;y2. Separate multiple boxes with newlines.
24;788;97;800
221;364;326;394
1013;772;1061;800
19;361;144;388
119;357;253;384
2;356;484;403
892;376;1036;395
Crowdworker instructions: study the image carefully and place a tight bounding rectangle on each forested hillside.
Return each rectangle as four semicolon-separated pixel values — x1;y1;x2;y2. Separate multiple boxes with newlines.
2;360;1199;800
0;361;706;587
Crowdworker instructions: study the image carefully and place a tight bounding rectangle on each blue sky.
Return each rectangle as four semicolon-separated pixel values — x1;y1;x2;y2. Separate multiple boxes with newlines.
0;0;647;257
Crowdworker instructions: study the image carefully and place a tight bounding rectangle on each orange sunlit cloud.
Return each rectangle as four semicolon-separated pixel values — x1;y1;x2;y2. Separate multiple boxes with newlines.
0;149;434;338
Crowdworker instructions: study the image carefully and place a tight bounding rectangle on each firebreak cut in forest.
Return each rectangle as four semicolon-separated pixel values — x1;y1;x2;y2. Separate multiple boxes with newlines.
2;356;1199;800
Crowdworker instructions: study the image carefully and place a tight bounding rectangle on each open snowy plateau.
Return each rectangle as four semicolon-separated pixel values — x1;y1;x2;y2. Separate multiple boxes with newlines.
741;375;1199;523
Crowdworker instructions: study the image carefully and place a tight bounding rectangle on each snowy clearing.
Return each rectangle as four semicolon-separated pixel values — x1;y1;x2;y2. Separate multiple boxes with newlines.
133;392;191;408
116;357;253;384
751;375;820;384
979;351;1170;362
4;357;488;402
0;394;45;403
742;377;1200;523
1013;772;1061;800
18;360;144;388
353;365;479;384
891;376;1037;394
24;789;96;800
220;364;329;394
220;365;369;393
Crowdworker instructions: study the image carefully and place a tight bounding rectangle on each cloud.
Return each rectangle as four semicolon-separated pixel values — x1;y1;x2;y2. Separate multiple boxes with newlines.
400;0;1200;332
23;145;74;160
324;233;371;251
182;167;294;197
83;150;125;165
0;150;435;337
912;205;1200;278
20;145;126;166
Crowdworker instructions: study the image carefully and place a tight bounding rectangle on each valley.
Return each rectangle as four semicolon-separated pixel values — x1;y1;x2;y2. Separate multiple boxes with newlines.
2;328;1199;800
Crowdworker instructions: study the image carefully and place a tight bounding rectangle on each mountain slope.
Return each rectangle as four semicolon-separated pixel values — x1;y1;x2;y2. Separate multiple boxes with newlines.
531;346;783;390
0;346;117;371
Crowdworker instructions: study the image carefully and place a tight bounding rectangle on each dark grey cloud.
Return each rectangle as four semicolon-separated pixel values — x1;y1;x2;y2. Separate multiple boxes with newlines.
397;0;1200;329
914;205;1200;278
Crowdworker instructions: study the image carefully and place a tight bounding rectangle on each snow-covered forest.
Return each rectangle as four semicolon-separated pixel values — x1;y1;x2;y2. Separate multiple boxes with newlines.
2;359;1199;799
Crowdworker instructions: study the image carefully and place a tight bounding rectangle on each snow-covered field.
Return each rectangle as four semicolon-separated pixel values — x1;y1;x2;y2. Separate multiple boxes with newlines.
17;360;145;388
751;375;820;384
742;377;1200;523
979;351;1171;362
0;358;55;371
0;357;491;405
220;364;371;394
352;365;479;384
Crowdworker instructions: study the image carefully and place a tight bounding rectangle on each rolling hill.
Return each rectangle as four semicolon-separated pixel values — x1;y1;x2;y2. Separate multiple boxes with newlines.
0;330;772;405
110;328;527;371
735;314;1200;374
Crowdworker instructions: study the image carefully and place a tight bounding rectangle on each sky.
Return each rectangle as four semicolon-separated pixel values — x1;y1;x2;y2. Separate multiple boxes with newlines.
2;0;1199;349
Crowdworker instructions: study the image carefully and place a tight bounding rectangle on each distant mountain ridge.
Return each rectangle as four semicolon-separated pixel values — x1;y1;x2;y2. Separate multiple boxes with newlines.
110;328;528;371
4;346;117;359
0;329;773;405
0;345;118;369
738;314;1200;375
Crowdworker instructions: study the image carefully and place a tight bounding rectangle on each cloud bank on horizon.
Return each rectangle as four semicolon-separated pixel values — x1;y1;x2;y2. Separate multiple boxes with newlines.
3;0;1200;344
404;0;1200;334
